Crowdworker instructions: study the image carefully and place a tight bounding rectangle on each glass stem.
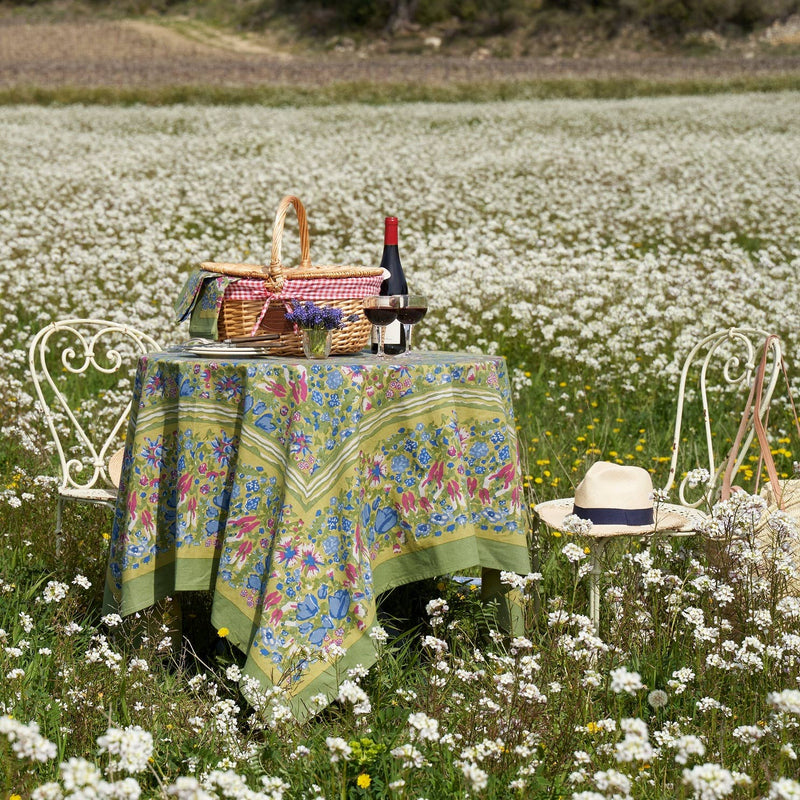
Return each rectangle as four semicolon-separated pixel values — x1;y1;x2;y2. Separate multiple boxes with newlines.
404;324;413;353
377;325;385;358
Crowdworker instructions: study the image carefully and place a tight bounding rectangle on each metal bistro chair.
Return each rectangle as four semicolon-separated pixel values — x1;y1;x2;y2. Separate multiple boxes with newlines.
662;327;784;513
28;318;161;551
535;327;784;634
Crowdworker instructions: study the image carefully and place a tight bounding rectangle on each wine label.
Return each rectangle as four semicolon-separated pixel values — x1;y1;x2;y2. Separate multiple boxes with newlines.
383;319;403;346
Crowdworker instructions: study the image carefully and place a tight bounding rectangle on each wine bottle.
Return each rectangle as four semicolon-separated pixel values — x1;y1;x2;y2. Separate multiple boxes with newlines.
372;216;409;355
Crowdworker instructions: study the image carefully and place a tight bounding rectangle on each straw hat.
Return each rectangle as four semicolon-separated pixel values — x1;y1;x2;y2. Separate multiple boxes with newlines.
108;447;125;489
534;461;702;537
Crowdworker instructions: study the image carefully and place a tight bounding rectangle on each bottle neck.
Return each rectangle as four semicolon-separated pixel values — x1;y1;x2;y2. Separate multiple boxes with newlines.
384;217;398;247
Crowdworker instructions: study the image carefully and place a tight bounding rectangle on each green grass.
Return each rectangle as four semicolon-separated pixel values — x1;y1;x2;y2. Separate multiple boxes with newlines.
2;73;799;106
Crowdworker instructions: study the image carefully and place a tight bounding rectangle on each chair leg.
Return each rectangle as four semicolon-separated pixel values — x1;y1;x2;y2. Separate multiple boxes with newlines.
55;496;64;557
588;539;607;636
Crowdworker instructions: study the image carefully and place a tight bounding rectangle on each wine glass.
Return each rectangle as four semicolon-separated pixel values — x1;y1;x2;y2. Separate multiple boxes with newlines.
363;296;399;359
395;295;429;356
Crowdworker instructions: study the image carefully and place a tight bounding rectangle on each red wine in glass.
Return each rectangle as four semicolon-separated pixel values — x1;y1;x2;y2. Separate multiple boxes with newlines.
364;307;398;326
363;296;399;359
396;295;428;356
396;306;427;326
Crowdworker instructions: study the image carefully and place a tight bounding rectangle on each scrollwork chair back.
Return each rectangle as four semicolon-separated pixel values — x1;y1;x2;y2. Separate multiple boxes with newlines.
28;318;161;549
662;327;783;511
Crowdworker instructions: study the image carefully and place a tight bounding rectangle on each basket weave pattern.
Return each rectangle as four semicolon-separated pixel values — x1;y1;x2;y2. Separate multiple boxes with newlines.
201;196;384;356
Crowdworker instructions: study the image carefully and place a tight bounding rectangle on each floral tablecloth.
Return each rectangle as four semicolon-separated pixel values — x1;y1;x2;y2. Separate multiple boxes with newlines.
103;349;530;717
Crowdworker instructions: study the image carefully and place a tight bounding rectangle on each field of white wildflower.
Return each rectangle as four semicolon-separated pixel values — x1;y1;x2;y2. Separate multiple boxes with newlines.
1;92;800;799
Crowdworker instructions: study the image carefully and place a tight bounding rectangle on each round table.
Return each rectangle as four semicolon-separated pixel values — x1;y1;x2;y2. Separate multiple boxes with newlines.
103;348;530;717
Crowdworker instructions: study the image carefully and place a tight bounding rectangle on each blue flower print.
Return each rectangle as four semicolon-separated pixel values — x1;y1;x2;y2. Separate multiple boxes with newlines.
329;589;350;619
322;535;342;556
391;455;410;473
309;616;334;645
245;497;260;511
326;371;344;390
470;442;490;458
374;507;397;534
296;594;319;621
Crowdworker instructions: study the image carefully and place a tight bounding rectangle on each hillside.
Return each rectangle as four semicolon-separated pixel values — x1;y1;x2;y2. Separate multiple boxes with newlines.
1;8;799;99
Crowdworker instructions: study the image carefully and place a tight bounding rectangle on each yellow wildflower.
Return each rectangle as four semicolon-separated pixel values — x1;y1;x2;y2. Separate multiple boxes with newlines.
357;773;371;789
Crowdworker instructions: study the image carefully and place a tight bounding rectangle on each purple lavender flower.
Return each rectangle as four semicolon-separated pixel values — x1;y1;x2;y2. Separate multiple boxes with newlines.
285;301;345;331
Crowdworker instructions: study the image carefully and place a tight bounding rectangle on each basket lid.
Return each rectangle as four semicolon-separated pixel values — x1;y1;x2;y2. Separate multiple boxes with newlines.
200;261;384;281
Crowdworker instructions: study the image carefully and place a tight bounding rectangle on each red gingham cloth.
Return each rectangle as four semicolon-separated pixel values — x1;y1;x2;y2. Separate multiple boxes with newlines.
223;275;385;335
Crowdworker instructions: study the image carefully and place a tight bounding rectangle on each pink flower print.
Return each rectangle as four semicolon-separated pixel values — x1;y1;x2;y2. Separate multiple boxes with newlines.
400;491;417;514
141;437;164;469
446;479;463;506
266;380;287;399
229;516;261;535
300;546;323;574
420;460;445;494
215;374;242;401
467;477;478;498
478;488;492;506
235;540;253;563
344;563;359;586
144;372;165;397
264;591;282;609
487;370;500;387
511;484;521;509
289;431;313;459
419;496;432;512
187;496;197;523
178;473;193;502
211;432;236;466
297;454;317;473
141;508;154;533
342;366;366;384
127;492;137;520
368;456;388;486
289;372;308;404
488;463;516;491
276;536;300;567
270;608;283;625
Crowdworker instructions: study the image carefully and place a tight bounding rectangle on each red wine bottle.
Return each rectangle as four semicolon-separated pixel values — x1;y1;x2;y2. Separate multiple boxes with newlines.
372;216;409;355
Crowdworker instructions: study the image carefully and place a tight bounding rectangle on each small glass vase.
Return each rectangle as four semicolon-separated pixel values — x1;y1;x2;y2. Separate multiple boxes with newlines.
302;328;332;359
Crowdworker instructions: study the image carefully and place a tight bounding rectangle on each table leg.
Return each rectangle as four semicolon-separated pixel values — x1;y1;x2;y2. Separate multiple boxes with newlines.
481;568;524;636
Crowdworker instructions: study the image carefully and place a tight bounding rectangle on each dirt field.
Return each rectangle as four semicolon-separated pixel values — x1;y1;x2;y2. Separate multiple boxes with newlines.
1;16;799;90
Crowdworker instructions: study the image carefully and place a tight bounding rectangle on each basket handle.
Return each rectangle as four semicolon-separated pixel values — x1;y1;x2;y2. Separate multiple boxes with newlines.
268;196;312;280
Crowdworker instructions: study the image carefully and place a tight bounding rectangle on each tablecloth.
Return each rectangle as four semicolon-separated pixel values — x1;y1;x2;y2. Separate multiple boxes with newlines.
103;349;530;717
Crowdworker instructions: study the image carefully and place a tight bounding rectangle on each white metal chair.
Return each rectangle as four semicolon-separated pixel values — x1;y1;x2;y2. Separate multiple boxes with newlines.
537;327;785;634
28;318;161;550
662;327;783;511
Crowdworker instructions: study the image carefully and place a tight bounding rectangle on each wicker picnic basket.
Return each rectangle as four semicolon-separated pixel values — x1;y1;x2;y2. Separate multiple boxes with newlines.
200;195;385;356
